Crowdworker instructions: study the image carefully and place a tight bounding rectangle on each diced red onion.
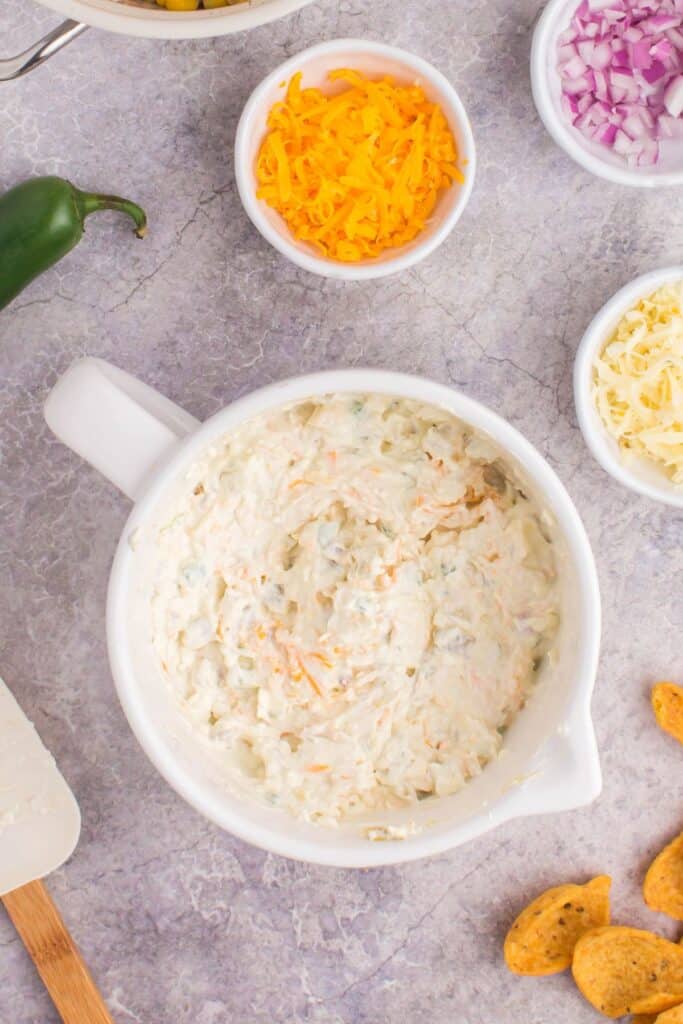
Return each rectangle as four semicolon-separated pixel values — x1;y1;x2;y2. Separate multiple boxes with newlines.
650;37;675;59
594;41;616;66
593;68;610;98
558;42;579;62
594;122;619;141
562;93;580;118
638;103;657;124
622;111;651;133
641;13;681;31
664;72;683;112
638;136;659;162
658;110;683;133
558;27;579;44
629;38;653;65
556;0;683;167
563;74;592;93
561;54;590;77
642;57;667;80
614;127;638;151
594;98;614;117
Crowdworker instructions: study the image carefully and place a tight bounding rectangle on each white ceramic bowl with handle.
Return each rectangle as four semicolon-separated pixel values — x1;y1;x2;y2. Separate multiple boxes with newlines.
234;39;476;280
45;358;601;867
574;265;683;507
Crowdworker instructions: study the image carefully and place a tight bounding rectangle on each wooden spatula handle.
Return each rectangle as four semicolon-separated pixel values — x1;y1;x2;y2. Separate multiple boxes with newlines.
2;879;114;1024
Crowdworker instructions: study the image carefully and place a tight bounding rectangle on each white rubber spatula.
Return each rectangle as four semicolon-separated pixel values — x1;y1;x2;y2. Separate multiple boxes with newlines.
0;675;114;1023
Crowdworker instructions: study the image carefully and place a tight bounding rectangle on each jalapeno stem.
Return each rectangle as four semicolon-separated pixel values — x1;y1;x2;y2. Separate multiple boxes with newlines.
75;189;148;238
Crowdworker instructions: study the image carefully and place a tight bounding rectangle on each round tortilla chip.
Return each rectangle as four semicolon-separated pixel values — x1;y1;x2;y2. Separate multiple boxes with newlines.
572;926;683;1019
644;832;683;922
633;1008;683;1023
652;683;683;746
655;1008;683;1023
655;1007;683;1024
504;875;611;976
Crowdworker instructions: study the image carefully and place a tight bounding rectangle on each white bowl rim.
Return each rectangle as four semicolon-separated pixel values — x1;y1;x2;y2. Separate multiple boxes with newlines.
37;0;317;38
530;0;683;189
574;265;683;507
106;368;601;867
234;38;477;280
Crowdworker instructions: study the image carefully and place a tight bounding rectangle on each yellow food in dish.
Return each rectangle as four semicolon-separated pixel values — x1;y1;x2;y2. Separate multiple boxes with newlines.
592;280;683;485
154;0;241;9
255;69;463;262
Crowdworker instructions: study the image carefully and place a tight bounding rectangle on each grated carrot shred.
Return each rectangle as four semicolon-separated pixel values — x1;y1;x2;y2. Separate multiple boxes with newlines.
255;69;464;262
299;660;322;697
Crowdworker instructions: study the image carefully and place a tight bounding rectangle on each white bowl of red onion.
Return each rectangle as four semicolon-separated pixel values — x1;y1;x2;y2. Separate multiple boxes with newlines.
531;0;683;187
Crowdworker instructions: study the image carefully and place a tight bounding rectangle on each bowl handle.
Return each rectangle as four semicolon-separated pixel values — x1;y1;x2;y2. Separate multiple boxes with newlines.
498;704;602;823
0;20;87;82
44;358;200;501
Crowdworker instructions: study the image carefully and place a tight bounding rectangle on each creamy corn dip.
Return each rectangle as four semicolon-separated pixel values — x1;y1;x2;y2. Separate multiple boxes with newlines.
151;394;559;826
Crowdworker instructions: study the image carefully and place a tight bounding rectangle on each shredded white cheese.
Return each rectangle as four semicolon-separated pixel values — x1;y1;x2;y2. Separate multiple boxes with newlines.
365;823;421;842
592;280;683;486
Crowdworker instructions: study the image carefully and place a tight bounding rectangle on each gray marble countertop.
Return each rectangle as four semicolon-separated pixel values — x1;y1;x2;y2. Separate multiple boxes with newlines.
1;1;682;1021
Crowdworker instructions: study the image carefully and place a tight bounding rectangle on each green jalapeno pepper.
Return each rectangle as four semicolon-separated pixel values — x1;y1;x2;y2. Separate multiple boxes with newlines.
0;176;147;311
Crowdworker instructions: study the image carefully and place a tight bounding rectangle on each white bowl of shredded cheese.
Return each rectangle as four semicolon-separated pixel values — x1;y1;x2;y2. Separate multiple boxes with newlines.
45;360;601;867
234;39;476;280
575;266;683;508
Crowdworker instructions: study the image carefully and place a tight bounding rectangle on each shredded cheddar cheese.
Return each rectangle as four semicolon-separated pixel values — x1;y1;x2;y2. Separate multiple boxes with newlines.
255;69;463;262
592;280;683;485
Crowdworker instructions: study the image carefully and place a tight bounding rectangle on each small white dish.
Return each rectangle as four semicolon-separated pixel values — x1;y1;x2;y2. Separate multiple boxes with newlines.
574;265;683;507
234;39;476;280
531;0;683;188
38;0;317;39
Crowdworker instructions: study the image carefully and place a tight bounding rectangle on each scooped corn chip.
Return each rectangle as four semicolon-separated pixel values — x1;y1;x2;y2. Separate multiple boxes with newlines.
504;875;611;976
652;683;683;746
644;833;683;922
572;926;683;1018
632;1017;659;1024
654;1007;683;1023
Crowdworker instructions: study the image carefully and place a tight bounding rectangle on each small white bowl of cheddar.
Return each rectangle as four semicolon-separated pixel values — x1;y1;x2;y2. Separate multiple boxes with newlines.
574;266;683;507
234;39;476;280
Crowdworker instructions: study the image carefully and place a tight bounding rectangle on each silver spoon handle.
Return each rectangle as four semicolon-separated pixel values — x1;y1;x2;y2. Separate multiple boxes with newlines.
0;19;88;81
